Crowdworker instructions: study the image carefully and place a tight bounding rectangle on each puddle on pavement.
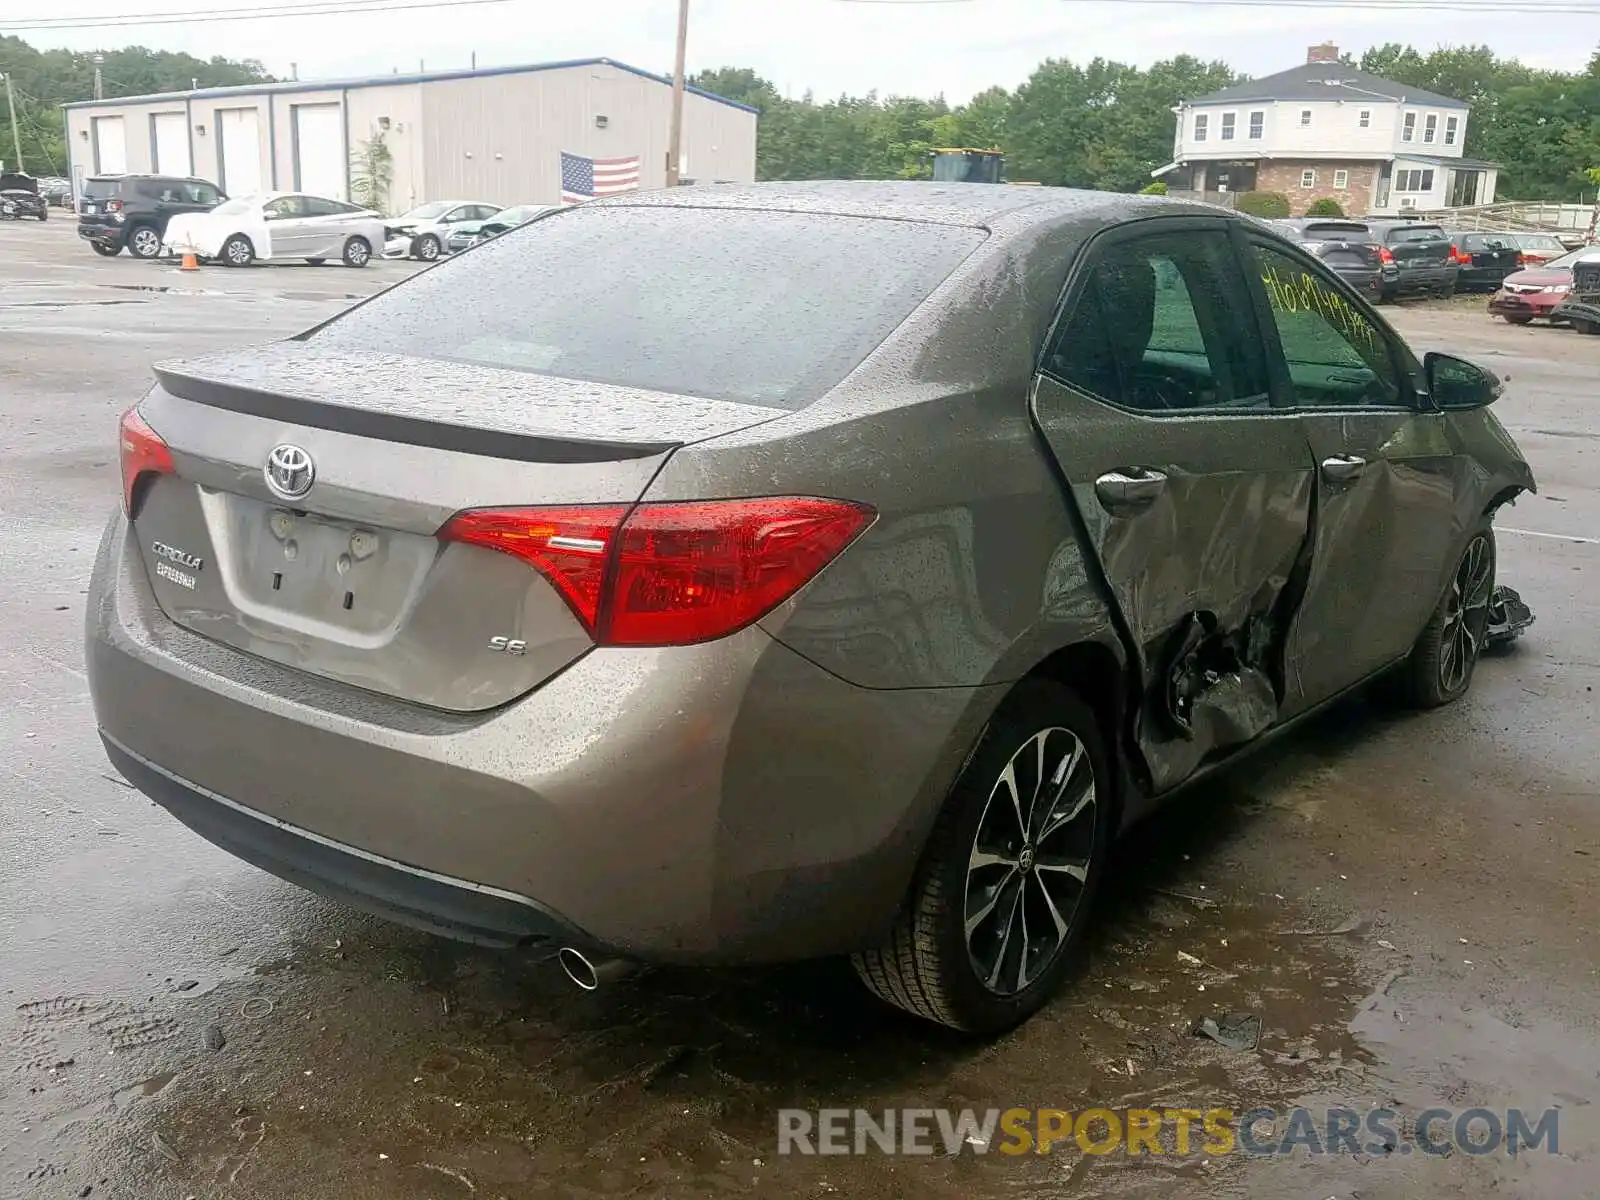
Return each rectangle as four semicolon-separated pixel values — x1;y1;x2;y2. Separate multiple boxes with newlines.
0;782;1390;1199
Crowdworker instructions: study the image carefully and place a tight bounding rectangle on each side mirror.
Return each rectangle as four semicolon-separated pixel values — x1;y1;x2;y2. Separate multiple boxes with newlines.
1425;351;1501;410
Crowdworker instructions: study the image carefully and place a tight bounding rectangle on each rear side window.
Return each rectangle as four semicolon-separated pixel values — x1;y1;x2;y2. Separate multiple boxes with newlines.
1045;230;1269;413
312;207;985;408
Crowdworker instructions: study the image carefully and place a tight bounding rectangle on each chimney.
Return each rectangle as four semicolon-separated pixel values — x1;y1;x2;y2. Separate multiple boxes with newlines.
1307;42;1339;64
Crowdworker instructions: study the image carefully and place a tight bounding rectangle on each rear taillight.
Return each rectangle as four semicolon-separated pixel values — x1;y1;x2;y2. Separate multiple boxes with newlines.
1450;244;1471;265
1517;252;1531;265
439;498;874;646
104;199;122;213
1378;246;1395;264
119;406;175;517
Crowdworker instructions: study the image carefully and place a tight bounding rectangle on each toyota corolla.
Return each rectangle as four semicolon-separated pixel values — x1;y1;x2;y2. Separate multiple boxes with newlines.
89;182;1534;1033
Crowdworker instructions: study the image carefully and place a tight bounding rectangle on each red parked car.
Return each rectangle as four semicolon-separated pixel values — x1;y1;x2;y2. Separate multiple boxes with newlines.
1488;246;1599;324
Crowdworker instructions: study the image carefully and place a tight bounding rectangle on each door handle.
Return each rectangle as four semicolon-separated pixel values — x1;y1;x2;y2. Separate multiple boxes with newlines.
1095;467;1169;513
1320;454;1367;483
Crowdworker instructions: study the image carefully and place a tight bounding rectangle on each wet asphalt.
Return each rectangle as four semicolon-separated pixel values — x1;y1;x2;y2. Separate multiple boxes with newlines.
2;217;1597;1200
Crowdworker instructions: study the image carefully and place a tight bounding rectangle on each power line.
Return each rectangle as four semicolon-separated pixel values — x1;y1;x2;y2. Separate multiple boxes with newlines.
828;0;1600;8
0;0;509;32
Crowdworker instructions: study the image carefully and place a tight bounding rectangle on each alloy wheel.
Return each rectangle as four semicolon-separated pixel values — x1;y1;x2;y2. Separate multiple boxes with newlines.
227;239;251;266
964;726;1098;996
130;228;161;258
1440;534;1494;694
416;236;440;261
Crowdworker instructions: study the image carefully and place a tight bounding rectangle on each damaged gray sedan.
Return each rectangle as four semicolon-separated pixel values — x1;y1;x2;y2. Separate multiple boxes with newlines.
87;182;1534;1036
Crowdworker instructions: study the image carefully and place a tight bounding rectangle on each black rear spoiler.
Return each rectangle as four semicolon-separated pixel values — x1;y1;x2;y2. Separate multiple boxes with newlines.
152;364;681;465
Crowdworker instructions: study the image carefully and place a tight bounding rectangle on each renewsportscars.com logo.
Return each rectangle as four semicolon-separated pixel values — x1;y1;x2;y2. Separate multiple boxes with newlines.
777;1106;1560;1158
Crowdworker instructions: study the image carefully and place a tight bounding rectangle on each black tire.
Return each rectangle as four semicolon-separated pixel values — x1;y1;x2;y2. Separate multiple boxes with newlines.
1574;319;1600;336
90;241;121;257
852;679;1112;1033
342;236;371;268
1502;315;1532;326
37;208;47;222
1395;525;1496;708
306;258;326;265
126;225;162;260
413;233;441;261
221;234;254;268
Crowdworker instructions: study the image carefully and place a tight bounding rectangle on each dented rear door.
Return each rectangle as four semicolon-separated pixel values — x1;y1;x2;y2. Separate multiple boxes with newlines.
1031;218;1316;792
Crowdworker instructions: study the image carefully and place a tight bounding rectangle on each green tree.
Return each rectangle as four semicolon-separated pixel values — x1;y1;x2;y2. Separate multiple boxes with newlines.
1237;191;1291;218
1306;197;1345;216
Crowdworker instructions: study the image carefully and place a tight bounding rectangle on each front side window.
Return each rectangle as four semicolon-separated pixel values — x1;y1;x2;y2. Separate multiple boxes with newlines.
186;183;221;205
1248;111;1264;139
1300;169;1317;189
1045;230;1269;413
1445;116;1460;145
1194;114;1209;142
1423;114;1438;144
1402;112;1417;142
1252;243;1406;409
1221;112;1236;141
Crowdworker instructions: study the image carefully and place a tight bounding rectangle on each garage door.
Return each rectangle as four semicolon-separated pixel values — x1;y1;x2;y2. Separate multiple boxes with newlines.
93;116;127;174
218;108;262;196
293;104;345;200
152;112;190;176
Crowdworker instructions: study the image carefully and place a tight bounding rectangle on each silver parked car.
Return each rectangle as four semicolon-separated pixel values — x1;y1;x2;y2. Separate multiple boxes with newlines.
162;192;387;267
90;182;1533;1033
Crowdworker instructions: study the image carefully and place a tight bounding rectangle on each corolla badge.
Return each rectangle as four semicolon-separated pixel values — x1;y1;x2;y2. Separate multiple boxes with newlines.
264;444;315;501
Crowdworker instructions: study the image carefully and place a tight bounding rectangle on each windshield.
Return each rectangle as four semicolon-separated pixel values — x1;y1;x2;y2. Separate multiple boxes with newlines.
1547;246;1600;270
1303;223;1373;242
211;197;257;217
311;206;985;409
399;202;451;221
494;205;540;224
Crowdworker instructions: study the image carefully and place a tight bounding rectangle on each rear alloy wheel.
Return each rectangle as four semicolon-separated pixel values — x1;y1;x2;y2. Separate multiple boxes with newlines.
221;234;254;268
413;233;441;261
1396;526;1496;708
852;679;1110;1033
127;225;162;260
342;236;371;268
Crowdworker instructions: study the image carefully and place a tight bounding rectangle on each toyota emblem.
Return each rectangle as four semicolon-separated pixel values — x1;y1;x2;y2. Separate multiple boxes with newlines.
264;444;316;501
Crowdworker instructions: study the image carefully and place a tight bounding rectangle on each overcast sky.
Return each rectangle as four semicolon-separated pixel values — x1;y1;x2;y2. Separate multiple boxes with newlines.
15;0;1600;103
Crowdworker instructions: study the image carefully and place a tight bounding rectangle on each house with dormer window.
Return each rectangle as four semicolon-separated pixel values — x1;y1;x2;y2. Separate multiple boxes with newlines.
1154;42;1498;216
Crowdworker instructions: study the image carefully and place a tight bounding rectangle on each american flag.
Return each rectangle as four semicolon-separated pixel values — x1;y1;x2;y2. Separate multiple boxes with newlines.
560;151;642;204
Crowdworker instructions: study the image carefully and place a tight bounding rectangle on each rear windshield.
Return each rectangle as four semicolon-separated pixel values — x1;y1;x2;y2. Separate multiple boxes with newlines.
1461;233;1515;250
82;178;124;200
1385;225;1446;244
1516;234;1565;251
1303;222;1373;242
312;206;986;408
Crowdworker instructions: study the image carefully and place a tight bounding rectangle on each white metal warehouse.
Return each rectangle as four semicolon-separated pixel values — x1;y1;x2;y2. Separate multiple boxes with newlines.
62;57;758;211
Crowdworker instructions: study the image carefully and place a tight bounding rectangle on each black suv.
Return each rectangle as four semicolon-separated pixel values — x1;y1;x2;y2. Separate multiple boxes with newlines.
1269;218;1387;297
1367;220;1459;301
77;174;225;259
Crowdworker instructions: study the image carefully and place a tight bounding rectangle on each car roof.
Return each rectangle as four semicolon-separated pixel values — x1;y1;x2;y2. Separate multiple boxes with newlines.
88;172;210;183
586;179;1183;230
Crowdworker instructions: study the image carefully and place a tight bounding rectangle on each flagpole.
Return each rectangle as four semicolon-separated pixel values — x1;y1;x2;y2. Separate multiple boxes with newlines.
665;0;689;187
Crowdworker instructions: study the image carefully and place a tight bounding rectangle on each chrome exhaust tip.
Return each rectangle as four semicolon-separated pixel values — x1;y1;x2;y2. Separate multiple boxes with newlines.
557;946;635;990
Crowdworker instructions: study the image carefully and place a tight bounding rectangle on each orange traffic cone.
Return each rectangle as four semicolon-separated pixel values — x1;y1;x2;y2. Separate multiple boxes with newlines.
180;251;199;271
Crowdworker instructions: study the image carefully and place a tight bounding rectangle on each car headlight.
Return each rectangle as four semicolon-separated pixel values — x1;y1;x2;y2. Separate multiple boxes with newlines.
1542;284;1570;293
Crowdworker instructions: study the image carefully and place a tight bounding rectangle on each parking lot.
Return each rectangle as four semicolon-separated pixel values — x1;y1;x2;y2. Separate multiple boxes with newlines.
2;213;1598;1199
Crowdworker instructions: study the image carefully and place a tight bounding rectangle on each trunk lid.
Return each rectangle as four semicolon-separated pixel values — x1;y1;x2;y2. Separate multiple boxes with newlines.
1301;222;1380;271
130;342;783;711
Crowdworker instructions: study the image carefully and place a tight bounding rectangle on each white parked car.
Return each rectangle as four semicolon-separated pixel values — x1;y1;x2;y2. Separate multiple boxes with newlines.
382;200;503;261
162;192;387;268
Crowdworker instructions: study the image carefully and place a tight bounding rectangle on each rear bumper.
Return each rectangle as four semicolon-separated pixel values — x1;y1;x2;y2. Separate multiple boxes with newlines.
86;511;990;963
103;735;580;948
1458;266;1513;291
1382;266;1457;295
1330;266;1382;293
78;221;124;247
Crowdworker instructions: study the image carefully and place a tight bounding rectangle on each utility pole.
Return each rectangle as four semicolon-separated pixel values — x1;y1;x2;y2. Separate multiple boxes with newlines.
92;54;104;101
665;0;688;187
3;74;22;174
